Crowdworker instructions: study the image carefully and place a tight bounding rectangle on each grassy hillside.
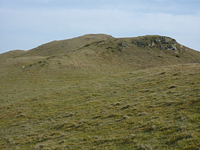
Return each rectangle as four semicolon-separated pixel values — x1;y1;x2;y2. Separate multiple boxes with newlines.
0;50;26;60
19;34;114;57
0;34;200;149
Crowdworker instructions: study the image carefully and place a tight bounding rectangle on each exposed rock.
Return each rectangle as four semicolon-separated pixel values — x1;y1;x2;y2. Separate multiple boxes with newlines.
153;37;160;44
131;36;179;54
137;42;142;47
137;41;146;47
118;42;129;48
151;41;155;47
160;45;164;50
168;43;177;50
118;43;123;47
132;40;137;44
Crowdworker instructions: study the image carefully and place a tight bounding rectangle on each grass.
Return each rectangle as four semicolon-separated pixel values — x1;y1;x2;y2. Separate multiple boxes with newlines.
0;62;200;149
0;34;200;149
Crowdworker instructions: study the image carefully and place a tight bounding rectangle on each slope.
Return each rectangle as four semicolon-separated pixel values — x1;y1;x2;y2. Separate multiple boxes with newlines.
0;34;113;74
0;50;26;60
1;34;200;74
20;34;114;57
1;34;200;105
0;63;200;149
0;34;200;149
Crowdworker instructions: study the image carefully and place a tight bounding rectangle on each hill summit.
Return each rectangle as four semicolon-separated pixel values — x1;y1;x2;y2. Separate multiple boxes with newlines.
1;34;199;72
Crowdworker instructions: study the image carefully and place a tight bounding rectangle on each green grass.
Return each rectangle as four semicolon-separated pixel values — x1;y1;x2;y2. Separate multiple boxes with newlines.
0;62;200;149
0;34;200;149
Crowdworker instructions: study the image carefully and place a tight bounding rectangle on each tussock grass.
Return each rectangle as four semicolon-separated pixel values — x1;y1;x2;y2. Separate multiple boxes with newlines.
0;34;200;149
0;62;200;149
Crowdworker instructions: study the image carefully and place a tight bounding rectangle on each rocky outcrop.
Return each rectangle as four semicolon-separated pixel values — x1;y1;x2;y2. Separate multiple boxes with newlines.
115;36;180;54
130;36;180;53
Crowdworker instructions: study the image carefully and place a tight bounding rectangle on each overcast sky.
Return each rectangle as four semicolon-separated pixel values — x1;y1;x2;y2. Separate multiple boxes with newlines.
0;0;200;54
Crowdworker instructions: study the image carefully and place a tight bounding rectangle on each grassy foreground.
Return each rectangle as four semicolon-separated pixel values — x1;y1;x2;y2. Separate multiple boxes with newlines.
0;62;200;149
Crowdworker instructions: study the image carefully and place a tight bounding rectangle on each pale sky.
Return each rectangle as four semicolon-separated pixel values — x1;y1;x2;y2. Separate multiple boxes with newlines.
0;0;200;54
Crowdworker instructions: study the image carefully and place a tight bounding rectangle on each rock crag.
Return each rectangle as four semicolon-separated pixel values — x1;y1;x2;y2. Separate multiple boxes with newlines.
129;36;180;53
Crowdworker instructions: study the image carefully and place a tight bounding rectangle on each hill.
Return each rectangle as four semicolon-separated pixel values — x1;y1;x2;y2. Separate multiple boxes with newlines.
0;34;200;149
20;34;114;57
1;34;199;74
0;50;26;60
